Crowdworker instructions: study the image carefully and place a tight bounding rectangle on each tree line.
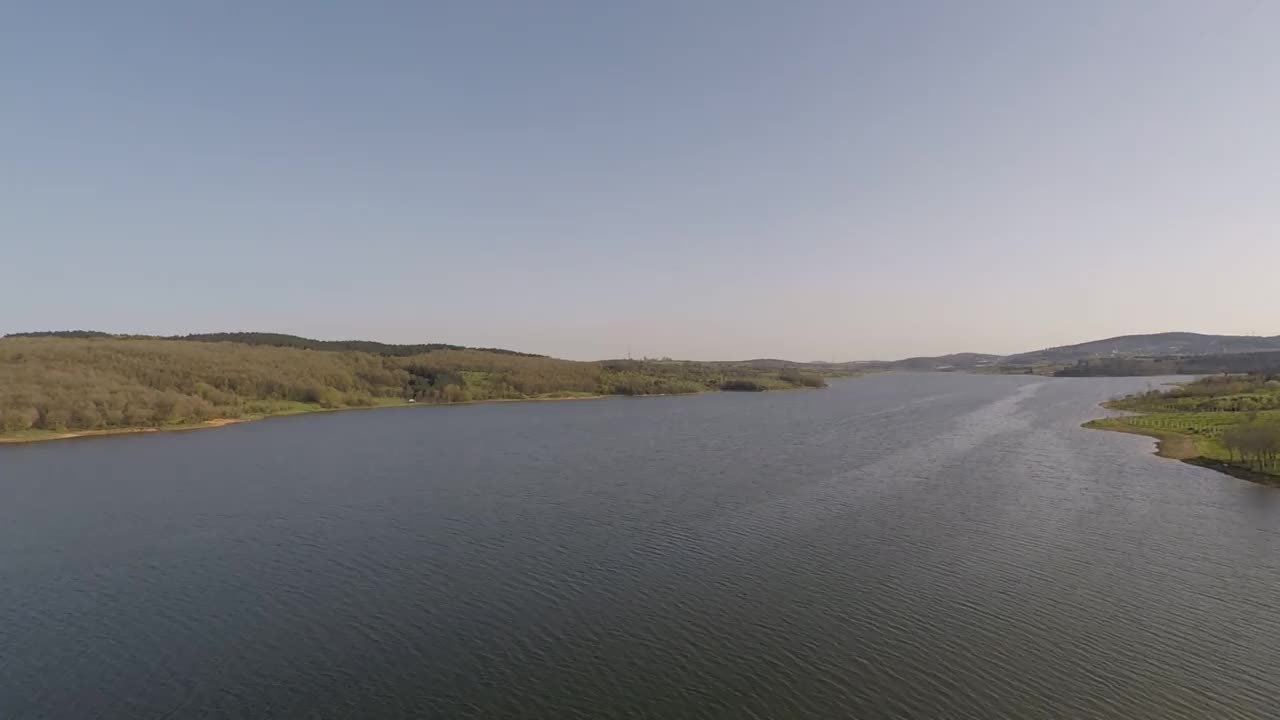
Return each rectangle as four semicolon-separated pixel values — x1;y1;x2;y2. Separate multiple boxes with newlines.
1222;420;1280;472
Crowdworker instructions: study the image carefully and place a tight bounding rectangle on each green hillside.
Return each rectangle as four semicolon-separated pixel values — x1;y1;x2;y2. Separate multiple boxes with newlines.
0;335;839;440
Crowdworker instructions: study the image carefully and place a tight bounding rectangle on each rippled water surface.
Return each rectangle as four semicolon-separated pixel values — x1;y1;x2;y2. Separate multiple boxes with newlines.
4;373;1280;719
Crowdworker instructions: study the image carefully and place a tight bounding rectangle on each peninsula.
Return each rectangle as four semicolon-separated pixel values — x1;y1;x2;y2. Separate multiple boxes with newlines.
1085;374;1280;485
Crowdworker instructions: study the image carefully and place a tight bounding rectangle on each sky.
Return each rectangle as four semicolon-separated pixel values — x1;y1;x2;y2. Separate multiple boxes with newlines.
3;1;1277;361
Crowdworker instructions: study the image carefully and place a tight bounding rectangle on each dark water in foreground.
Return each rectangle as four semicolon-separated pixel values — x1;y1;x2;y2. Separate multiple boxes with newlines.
3;373;1280;719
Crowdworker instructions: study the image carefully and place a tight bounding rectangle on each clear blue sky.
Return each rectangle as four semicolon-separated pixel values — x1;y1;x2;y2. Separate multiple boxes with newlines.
4;2;1277;360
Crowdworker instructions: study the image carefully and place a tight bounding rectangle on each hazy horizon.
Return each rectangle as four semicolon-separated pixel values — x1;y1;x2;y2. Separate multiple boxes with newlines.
5;326;1277;364
6;2;1278;360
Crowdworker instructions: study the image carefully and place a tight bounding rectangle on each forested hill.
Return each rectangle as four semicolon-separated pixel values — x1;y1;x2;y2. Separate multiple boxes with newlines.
0;336;835;438
4;331;541;357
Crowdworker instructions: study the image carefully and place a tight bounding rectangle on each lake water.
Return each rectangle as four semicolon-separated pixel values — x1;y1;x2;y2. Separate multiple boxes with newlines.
3;372;1280;719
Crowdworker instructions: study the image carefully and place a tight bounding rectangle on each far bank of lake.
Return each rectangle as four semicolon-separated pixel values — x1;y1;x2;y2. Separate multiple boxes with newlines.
0;386;836;446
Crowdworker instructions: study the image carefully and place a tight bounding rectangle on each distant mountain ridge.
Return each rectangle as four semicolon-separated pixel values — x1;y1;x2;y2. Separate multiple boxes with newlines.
8;329;1279;369
851;333;1280;373
1002;332;1280;365
861;353;1002;371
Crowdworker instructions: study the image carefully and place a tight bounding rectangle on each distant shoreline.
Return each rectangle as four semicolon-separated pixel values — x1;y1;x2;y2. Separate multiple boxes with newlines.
0;418;249;445
0;395;612;446
0;387;833;446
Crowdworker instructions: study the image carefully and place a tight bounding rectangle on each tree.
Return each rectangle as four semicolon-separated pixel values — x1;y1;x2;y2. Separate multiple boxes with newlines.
1223;421;1280;471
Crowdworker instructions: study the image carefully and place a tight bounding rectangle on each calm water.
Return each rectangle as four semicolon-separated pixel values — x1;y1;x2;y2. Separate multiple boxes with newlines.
3;373;1280;719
